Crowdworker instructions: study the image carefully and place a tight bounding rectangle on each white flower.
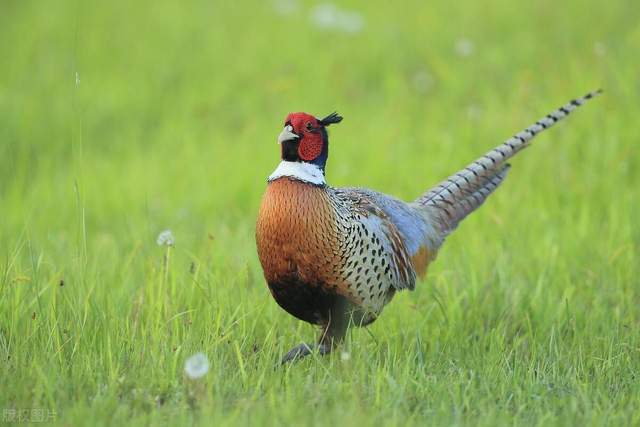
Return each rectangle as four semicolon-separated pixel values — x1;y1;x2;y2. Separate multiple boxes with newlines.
156;230;175;247
340;351;351;362
310;3;364;34
184;352;209;379
454;38;474;57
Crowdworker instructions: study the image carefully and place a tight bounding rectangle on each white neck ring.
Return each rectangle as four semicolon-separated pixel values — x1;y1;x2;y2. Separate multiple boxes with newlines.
268;161;326;185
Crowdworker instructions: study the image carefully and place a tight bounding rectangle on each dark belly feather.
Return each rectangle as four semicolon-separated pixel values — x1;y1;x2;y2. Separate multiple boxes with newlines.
267;277;337;324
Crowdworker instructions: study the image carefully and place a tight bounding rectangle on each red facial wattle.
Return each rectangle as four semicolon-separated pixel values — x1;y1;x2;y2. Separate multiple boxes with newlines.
284;112;325;162
298;138;323;161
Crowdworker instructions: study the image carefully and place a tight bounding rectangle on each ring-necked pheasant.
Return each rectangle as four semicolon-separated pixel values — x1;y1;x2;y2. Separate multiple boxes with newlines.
256;90;601;363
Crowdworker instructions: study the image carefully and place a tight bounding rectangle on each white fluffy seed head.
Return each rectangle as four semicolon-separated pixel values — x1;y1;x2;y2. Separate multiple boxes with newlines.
157;229;175;247
184;352;209;379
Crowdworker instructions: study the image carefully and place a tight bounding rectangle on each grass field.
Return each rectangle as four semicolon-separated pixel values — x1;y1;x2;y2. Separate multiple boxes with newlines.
1;0;639;425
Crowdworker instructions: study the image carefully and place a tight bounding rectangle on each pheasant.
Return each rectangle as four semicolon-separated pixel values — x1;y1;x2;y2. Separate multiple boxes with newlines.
256;90;601;363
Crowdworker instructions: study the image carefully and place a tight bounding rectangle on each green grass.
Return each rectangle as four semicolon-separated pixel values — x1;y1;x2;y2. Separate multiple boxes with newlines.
1;0;638;425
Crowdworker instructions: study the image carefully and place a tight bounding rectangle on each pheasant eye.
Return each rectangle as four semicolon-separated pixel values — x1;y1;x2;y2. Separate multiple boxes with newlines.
305;122;313;131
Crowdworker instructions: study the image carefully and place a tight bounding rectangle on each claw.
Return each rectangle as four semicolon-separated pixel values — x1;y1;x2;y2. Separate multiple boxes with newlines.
281;343;313;364
281;343;331;364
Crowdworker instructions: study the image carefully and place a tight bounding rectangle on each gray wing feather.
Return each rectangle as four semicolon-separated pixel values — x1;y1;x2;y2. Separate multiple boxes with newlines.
336;187;441;255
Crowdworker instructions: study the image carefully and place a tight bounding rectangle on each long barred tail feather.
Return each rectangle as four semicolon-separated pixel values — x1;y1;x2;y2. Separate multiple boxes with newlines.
415;89;602;238
449;164;510;226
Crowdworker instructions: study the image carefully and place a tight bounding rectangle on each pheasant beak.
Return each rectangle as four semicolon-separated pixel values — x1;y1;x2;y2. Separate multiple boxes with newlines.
278;125;299;144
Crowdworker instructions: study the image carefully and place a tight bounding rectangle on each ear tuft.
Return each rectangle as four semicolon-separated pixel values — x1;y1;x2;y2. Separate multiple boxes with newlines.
319;112;343;126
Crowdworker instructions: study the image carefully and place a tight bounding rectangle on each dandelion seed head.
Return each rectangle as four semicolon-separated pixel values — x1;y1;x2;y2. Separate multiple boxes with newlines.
273;0;298;16
340;351;351;362
311;3;364;34
184;352;209;379
466;104;482;120
412;70;433;94
455;38;474;57
156;230;175;247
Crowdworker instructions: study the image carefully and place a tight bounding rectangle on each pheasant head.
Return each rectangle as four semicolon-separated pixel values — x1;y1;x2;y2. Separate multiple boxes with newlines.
275;112;343;180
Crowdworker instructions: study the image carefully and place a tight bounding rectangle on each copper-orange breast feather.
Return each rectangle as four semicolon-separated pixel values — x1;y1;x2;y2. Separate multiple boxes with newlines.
256;178;341;289
256;178;353;325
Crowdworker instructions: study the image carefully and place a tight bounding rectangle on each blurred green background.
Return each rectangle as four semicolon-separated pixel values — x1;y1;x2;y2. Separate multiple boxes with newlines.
1;0;638;425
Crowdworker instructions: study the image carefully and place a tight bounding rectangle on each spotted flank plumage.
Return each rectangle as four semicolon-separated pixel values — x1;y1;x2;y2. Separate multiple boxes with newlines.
256;92;601;362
